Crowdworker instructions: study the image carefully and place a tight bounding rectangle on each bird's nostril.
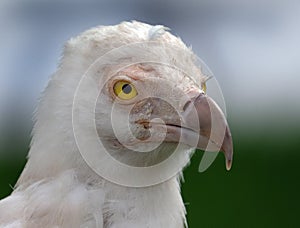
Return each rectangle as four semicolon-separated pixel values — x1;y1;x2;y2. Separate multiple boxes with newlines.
182;100;191;112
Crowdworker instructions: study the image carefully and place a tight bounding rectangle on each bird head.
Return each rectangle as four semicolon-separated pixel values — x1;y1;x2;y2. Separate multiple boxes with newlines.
20;21;232;186
92;61;232;171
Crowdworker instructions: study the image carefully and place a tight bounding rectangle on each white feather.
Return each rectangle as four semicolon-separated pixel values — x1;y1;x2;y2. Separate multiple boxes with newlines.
148;25;170;40
0;21;206;227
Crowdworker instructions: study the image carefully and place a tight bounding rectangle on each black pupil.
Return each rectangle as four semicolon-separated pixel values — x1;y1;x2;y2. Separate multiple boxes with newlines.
122;84;132;94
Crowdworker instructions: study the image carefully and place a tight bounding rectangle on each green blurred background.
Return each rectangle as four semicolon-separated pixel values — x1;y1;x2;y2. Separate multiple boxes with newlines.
1;119;299;227
1;0;300;227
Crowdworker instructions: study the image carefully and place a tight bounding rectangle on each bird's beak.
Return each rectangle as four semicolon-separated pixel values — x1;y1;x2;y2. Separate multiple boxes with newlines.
188;93;233;170
164;93;233;170
131;92;233;170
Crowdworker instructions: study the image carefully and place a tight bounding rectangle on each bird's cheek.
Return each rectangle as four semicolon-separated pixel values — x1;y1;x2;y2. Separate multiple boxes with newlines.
130;124;151;141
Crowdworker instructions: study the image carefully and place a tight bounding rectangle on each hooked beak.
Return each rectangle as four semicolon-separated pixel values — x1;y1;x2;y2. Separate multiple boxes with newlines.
164;93;233;170
190;93;233;170
131;92;233;170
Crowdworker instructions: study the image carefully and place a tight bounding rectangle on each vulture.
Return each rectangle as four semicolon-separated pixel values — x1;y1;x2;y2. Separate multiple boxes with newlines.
0;21;233;228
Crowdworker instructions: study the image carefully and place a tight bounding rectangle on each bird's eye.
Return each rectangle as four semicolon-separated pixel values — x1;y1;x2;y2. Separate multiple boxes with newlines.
202;82;207;93
113;80;137;100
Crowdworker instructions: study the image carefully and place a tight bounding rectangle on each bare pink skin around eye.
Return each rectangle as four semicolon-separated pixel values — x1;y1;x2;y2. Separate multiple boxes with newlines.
117;64;158;81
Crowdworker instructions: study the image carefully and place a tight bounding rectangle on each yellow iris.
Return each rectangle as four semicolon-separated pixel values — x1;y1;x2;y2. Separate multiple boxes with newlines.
113;80;137;100
202;82;207;93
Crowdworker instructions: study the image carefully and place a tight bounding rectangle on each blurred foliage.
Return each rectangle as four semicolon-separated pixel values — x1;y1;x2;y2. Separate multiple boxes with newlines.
183;123;300;227
0;121;300;227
